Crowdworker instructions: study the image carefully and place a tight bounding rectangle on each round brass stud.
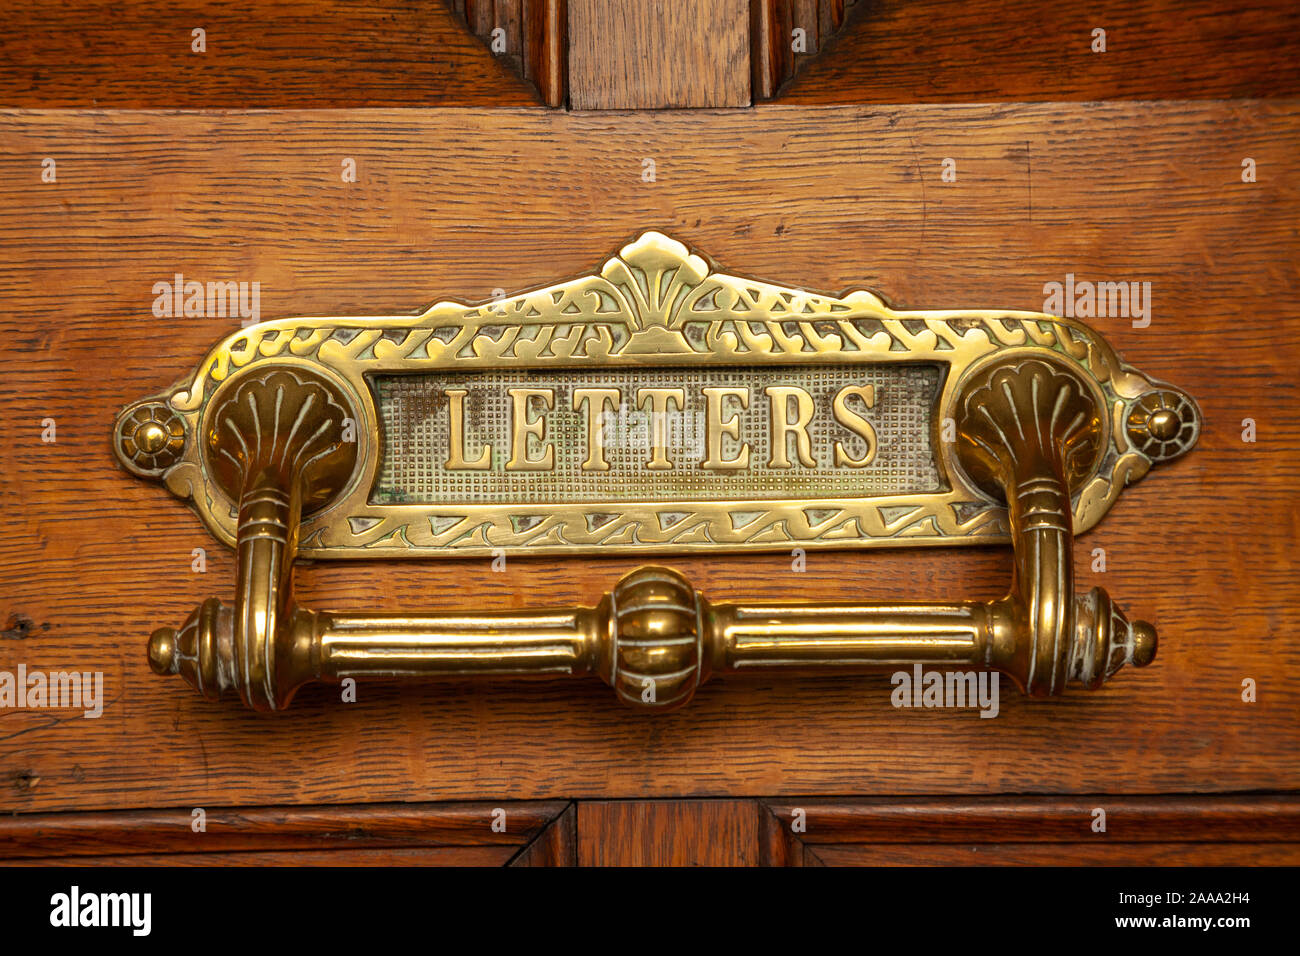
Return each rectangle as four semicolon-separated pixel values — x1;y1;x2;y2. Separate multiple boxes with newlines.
135;421;169;454
116;402;186;475
1125;389;1200;463
1146;408;1180;442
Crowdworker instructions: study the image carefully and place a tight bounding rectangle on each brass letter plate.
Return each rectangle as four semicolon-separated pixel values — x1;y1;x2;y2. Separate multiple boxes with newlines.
117;232;1204;706
115;232;1199;558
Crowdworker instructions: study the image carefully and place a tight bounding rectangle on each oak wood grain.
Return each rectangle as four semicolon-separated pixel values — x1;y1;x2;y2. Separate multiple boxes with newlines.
450;0;568;107
763;795;1300;843
808;842;1300;865
3;0;1295;110
568;0;750;108
522;0;568;107
5;846;519;866
764;795;1300;865
510;801;577;865
751;0;792;101
0;102;1296;813
0;800;567;860
0;1;539;108
784;0;1300;103
4;795;1292;865
577;800;760;865
753;0;860;99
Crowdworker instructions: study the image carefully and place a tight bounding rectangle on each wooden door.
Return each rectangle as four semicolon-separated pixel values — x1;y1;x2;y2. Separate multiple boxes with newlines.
1;0;1298;872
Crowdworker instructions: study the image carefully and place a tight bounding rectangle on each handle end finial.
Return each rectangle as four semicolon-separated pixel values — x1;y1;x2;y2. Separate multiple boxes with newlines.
1132;620;1158;668
601;567;709;711
148;627;178;675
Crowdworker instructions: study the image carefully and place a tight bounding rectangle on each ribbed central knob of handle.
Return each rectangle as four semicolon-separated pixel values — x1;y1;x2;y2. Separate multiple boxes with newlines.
598;568;708;710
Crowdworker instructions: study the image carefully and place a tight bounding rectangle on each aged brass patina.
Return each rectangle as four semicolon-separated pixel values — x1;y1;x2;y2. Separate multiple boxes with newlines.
115;232;1200;707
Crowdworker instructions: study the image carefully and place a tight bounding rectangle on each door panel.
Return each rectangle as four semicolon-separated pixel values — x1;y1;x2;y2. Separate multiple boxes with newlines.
6;797;1295;865
759;796;1300;866
784;0;1300;102
1;102;1296;817
0;801;571;864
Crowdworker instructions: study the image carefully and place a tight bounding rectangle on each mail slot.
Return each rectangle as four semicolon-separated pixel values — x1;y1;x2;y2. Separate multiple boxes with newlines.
371;365;943;503
114;232;1200;560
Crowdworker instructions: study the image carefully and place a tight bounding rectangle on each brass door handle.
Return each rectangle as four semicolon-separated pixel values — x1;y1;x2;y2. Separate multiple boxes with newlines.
147;355;1155;711
117;233;1198;711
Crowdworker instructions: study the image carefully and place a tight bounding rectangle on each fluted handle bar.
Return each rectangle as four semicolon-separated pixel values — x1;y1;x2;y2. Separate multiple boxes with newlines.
145;355;1157;711
148;566;1153;712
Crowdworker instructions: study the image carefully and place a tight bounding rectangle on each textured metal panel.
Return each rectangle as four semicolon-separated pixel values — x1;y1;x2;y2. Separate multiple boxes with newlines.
372;365;942;504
